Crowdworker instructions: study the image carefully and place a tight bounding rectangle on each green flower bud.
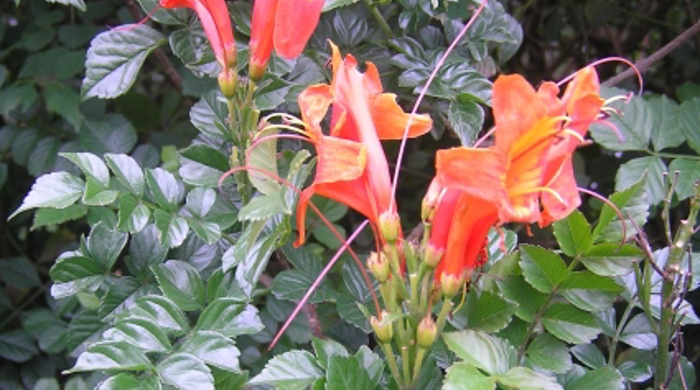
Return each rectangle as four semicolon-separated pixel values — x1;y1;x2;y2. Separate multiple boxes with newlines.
379;211;401;244
371;311;394;343
440;272;465;298
416;315;437;348
217;68;238;98
367;251;389;282
423;244;443;268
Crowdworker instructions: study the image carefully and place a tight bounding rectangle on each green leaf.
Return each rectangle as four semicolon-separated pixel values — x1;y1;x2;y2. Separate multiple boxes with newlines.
566;366;625;390
443;362;496;390
250;350;324;390
154;210;189;248
128;295;189;335
619;314;656;350
234;221;289;298
45;0;85;10
49;251;105;299
106;317;172;353
189;91;231;141
617;360;652;383
668;157;700;200
449;99;484;146
180;144;229;172
615;156;667;205
0;331;39;363
312;338;349;370
520;245;569;293
10;172;85;219
526;333;572;374
157;353;214;390
153;260;206;311
136;0;188;25
571;343;606;369
67;340;152;372
247;131;281;195
592;177;648;243
678;97;700;154
169;26;219;78
649;95;684;151
552;210;591;257
560;271;623;292
443;330;515;374
271;244;339;304
146;168;184;211
497;274;547;322
459;290;517;332
542;303;602;344
105;154;145;197
117;194;150;233
185;188;216;217
99;277;155;319
495;367;562;390
325;355;373;390
561;289;616;312
590;89;652;151
79;115;137;155
195;298;263;337
45;83;84;130
31;204;87;230
87;223;128;270
125;225;168;278
0;257;41;289
0;84;38;116
179;331;241;372
97;373;160;390
82;25;166;99
581;243;641;277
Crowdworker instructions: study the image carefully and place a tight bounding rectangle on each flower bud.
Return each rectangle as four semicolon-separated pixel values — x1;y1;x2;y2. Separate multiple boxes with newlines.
421;180;444;223
371;311;393;343
217;68;238;99
416;315;437;348
440;272;465;298
423;244;443;268
378;211;401;244
367;251;389;282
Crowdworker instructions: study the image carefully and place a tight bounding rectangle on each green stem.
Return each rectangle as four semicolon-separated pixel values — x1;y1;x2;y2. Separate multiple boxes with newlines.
380;341;403;388
608;298;636;365
655;185;700;389
435;298;454;335
362;0;394;38
646;150;700;161
411;347;427;384
401;345;411;388
409;272;419;311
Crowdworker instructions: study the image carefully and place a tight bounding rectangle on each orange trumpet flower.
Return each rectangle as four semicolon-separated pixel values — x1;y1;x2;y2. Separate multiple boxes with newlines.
249;0;325;81
294;43;433;247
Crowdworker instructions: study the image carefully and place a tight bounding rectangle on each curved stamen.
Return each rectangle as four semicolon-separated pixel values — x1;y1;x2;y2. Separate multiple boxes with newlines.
557;56;643;96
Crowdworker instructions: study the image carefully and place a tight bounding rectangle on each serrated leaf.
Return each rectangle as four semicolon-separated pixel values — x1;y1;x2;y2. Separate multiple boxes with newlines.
87;223;128;270
615;156;667;205
520;245;569;293
179;331;241;372
590;89;652;151
449;99;484;146
250;350;323;390
189;91;231;141
79;115;137;155
496;366;562;390
234;220;289;298
185;188;216;217
560;271;622;292
61;152;110;187
146;168;184;211
542;303;602;344
180;144;229;172
195;299;263;337
0;257;41;289
106;317;172;353
619;314;656;350
67;341;152;373
49;251;105;299
311;338;348;370
128;295;188;335
592;177;648;243
552;210;591;257
125;225;167;278
153;260;206;311
45;0;85;11
571;343;606;369
561;289;616;312
679;97;700;154
443;330;515;374
443;362;496;390
617;360;652;383
169;26;219;78
82;25;166;99
497;274;547;322
247;131;280;195
99;277;155;319
117;194;150;233
566;366;625;390
97;373;160;390
581;243;641;277
136;0;188;25
105;154;145;197
271;244;338;304
526;333;571;374
458;291;517;332
668;157;700;200
10;172;85;219
28;137;61;176
157;353;214;390
154;209;189;248
649;95;684;151
31;204;87;230
326;355;373;390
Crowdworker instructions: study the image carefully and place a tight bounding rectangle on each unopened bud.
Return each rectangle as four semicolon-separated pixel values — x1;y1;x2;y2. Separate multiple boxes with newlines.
371;311;393;343
424;244;443;268
440;272;465;298
367;251;389;282
416;315;437;348
379;211;401;244
248;59;267;83
422;180;444;223
217;68;238;99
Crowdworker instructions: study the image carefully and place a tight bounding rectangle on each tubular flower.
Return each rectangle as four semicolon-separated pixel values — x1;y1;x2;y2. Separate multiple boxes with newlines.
160;0;237;72
435;67;605;227
294;43;433;247
248;0;324;81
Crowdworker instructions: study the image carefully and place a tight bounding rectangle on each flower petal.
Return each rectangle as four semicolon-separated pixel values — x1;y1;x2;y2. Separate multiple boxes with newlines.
370;93;433;140
493;74;548;152
436;147;505;203
274;0;324;59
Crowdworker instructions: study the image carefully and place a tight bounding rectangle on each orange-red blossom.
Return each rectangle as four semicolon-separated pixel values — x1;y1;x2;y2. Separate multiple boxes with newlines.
294;43;433;247
426;67;605;291
248;0;325;81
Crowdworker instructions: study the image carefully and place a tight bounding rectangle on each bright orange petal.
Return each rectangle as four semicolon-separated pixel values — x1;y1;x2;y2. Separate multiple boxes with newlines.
436;147;505;203
562;67;600;113
314;136;366;184
493;74;548;152
298;84;333;139
249;0;277;77
273;0;324;59
539;154;580;226
370;93;433;140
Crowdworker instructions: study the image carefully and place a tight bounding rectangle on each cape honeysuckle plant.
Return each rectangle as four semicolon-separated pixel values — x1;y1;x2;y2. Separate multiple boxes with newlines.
2;0;700;389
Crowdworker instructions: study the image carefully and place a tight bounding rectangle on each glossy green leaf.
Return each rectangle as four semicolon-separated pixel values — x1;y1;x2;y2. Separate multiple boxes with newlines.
495;367;562;390
185;188;216;217
520;245;568;293
97;373;160;390
668;157;700;200
619;314;657;350
157;353;214;390
0;331;39;363
195;299;263;337
105;317;172;353
99;277;155;319
560;271;623;292
325;355;374;390
250;350;324;390
571;343;606;369
566;366;625;390
169;26;219;78
542;303;602;344
179;331;241;372
146;168;184;211
649;95;684;151
45;0;85;11
136;0;188;25
28;137;61;176
79;115;138;155
10;172;85;219
61;152;110;187
128;295;188;335
247;131;280;195
354;346;384;385
153;210;189;248
117;194;150;233
0;257;41;289
497;274;547;322
592;177;648;243
234;221;289;298
105;153;145;197
561;288;616;312
581;243;641;277
449;98;484;146
189;91;231;141
617;360;652;383
153;260;206;311
180;145;229;172
67;340;152;372
443;330;515;374
271;244;338;304
590;89;652;151
615;156;666;205
82;25;166;99
87;223;128;270
525;333;571;374
678;97;700;154
125;225;167;278
31;204;87;230
552;210;591;257
443;362;494;390
312;338;349;370
459;290;517;332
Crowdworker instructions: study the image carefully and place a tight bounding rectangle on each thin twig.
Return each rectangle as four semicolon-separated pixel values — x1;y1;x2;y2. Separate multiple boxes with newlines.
604;19;700;87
